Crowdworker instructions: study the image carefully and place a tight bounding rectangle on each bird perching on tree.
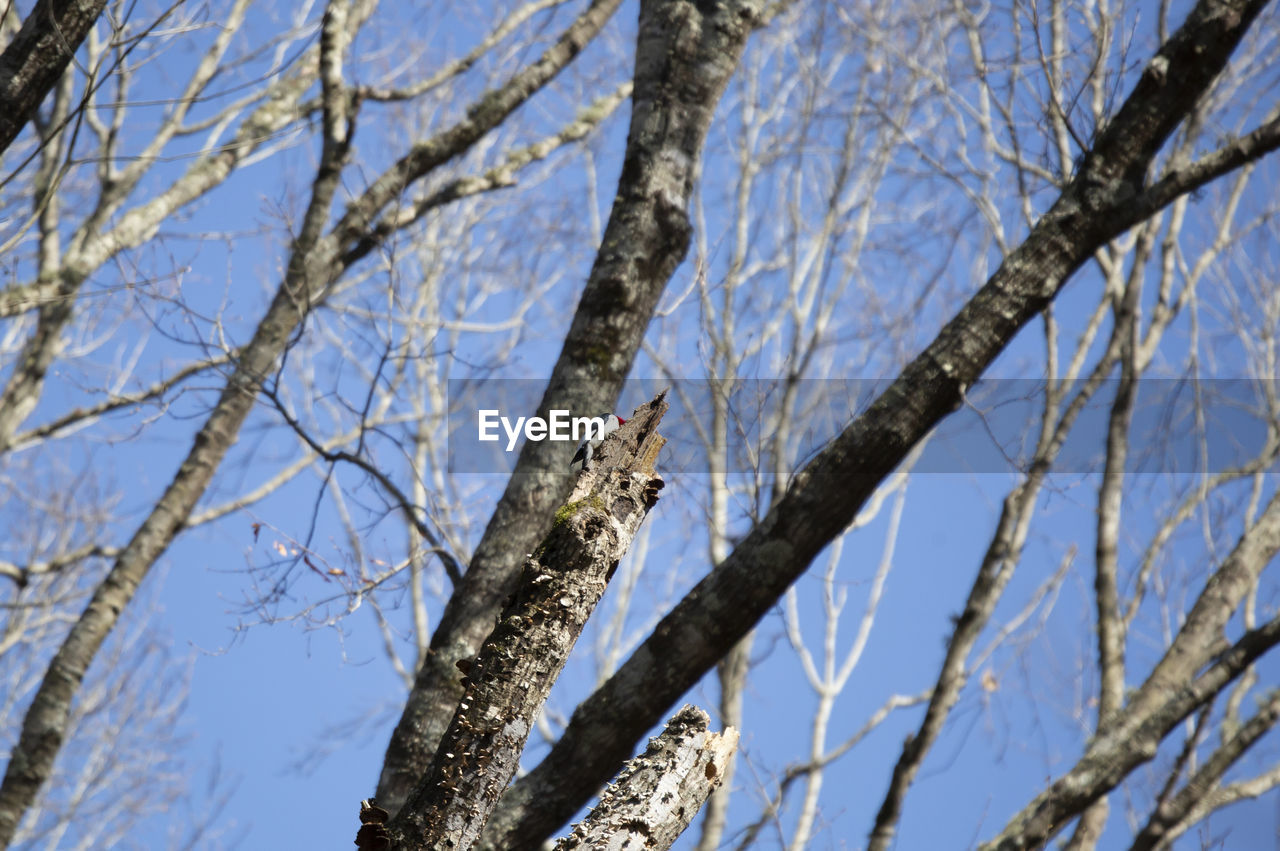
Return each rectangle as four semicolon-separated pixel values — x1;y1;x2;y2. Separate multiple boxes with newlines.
570;413;626;472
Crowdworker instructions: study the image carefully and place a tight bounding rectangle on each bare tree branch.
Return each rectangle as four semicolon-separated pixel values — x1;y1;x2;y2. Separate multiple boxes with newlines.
479;2;1280;845
0;0;621;838
0;0;111;154
375;0;769;813
384;394;668;848
1130;691;1280;851
983;613;1280;850
555;705;738;851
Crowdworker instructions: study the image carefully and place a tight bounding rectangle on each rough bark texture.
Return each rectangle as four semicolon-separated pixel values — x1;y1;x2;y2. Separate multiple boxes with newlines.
384;395;669;849
0;0;109;155
477;1;1279;846
375;0;767;813
0;1;614;839
554;706;738;851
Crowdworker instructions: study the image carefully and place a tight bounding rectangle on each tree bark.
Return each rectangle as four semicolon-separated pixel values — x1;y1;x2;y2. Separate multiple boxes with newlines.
554;706;738;851
0;0;110;155
374;0;769;813
385;395;668;849
476;1;1280;846
981;614;1280;851
0;0;616;839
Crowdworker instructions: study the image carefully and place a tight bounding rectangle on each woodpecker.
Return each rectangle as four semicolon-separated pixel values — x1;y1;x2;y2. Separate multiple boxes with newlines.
570;413;625;471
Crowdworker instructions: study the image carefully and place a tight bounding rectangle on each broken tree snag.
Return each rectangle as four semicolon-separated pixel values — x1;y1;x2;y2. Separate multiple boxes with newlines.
569;391;668;500
383;392;669;850
553;705;739;851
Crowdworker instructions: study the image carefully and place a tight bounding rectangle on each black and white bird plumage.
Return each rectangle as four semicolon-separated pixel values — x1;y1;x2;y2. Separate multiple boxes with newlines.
570;413;625;471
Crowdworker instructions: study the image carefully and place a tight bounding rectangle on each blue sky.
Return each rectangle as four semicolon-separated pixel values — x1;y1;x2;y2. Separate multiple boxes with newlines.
3;0;1280;849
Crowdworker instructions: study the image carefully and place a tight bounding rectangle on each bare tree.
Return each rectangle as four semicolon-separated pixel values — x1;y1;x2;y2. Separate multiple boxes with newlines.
3;0;1280;848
